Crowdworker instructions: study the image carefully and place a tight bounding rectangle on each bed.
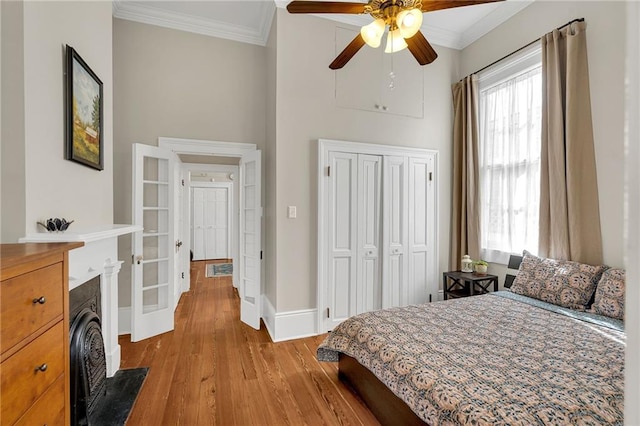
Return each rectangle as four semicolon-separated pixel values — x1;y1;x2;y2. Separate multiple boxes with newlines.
318;284;625;425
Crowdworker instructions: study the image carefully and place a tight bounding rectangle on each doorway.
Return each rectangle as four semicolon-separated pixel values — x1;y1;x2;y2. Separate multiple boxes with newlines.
158;138;263;331
186;166;239;289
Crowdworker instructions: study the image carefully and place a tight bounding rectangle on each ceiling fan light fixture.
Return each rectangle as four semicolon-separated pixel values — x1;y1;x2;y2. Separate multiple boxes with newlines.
360;18;385;48
385;28;408;53
397;8;423;39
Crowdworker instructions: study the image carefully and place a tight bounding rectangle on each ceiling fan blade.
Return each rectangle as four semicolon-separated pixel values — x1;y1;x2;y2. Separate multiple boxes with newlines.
405;31;438;65
421;0;504;13
286;1;366;14
329;34;366;70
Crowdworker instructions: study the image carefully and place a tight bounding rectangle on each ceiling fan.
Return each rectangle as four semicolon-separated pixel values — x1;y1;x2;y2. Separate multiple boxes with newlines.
286;0;505;69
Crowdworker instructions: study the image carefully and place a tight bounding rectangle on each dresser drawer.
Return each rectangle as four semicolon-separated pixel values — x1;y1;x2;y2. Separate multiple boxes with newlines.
14;374;65;426
1;263;64;353
1;322;65;425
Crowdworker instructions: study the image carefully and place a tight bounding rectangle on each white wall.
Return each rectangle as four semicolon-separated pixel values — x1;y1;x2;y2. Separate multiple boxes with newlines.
113;18;267;306
1;0;113;242
273;10;458;311
460;1;625;275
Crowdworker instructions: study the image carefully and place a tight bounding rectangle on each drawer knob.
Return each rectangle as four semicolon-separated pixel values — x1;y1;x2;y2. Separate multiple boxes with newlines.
32;296;46;305
35;363;48;372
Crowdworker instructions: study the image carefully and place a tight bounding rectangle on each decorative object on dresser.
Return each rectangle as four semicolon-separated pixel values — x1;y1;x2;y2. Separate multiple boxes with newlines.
1;242;83;426
442;270;498;300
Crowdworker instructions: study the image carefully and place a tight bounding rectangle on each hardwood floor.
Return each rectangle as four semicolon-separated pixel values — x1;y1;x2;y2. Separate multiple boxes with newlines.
120;261;379;425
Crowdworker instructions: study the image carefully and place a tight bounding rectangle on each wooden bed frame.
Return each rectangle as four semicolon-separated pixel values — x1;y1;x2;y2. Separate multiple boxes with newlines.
338;354;427;426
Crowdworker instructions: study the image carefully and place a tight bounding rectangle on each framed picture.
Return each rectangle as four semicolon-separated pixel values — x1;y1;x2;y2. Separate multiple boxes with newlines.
65;45;103;170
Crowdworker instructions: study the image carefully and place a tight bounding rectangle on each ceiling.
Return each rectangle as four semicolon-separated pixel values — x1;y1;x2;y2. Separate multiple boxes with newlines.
112;0;533;50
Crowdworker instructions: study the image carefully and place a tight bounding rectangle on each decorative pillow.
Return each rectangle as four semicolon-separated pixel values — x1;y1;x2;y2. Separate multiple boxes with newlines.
591;268;625;320
510;251;608;310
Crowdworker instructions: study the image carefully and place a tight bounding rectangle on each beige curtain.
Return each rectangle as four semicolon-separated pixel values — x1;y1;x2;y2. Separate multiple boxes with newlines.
450;76;481;270
539;21;603;265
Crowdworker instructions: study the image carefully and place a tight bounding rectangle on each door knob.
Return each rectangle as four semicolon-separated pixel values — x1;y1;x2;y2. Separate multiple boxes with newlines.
135;255;143;265
176;240;183;248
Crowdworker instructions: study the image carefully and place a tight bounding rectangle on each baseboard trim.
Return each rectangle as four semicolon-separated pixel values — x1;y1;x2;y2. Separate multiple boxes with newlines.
262;296;277;340
262;296;318;342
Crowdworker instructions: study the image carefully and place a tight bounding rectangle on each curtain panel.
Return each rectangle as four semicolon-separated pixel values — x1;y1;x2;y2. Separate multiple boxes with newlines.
450;76;481;270
539;21;603;265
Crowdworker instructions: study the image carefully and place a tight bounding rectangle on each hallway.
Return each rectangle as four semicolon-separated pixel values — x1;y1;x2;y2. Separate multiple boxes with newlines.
120;261;379;425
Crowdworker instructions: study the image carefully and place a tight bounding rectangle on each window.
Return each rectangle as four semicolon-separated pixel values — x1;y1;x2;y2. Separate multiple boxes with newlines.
478;45;542;264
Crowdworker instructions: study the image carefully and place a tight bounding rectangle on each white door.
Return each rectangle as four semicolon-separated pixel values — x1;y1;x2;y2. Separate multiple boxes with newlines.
382;155;408;308
132;143;175;342
326;152;358;330
205;187;229;259
407;156;435;304
239;150;262;329
173;163;185;309
325;152;382;331
356;154;382;313
192;188;206;261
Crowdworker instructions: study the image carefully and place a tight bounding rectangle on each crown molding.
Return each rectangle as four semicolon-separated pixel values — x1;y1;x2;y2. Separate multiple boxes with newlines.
112;0;275;46
460;0;534;48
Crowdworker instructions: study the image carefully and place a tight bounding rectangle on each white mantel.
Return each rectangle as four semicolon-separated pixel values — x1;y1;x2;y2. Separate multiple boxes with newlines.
20;224;141;377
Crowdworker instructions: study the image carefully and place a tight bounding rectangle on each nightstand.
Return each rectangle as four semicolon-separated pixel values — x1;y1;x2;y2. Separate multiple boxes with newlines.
443;271;499;300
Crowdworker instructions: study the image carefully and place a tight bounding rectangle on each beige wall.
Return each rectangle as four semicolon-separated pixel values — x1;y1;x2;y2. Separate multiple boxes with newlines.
265;13;278;307
0;0;113;242
460;1;625;272
273;10;459;311
626;2;640;422
113;18;267;306
1;1;26;242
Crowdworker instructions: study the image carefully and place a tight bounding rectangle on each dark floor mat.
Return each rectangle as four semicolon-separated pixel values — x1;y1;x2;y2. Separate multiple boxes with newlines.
90;367;148;425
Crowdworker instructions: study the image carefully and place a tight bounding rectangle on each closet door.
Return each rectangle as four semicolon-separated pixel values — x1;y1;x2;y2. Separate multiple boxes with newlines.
326;152;358;330
407;157;435;304
356;154;382;313
204;187;229;259
382;156;408;308
192;188;206;261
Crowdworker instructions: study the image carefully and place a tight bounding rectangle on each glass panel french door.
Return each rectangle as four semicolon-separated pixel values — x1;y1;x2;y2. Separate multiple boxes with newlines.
132;143;174;342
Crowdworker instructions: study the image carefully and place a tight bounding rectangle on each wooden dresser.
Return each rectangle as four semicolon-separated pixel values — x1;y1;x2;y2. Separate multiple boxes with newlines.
1;242;83;426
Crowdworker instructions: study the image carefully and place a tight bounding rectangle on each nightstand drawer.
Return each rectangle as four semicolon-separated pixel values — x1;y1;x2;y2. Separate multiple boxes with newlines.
14;374;65;426
1;322;65;425
1;263;64;353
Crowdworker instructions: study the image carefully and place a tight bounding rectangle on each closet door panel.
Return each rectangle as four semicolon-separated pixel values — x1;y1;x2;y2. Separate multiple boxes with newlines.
213;188;229;259
408;158;430;304
382;156;408;308
192;188;205;261
327;152;358;328
357;154;382;313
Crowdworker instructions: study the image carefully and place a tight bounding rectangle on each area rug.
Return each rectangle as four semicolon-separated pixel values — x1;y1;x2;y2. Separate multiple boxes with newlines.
205;263;233;277
90;367;149;425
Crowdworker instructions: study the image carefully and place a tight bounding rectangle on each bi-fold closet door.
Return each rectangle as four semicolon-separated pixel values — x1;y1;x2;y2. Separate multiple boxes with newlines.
192;186;230;261
325;149;435;331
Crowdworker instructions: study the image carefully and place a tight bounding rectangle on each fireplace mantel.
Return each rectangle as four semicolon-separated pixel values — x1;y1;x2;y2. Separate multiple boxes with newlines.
20;224;141;377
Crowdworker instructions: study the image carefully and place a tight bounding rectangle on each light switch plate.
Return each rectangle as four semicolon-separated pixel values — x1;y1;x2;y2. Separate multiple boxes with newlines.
288;206;297;219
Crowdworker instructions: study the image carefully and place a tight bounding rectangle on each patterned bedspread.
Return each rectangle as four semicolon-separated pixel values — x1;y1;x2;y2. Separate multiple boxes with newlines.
317;292;625;425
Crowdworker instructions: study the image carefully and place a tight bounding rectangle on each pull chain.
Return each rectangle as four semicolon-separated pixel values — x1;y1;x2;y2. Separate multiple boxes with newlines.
389;31;395;90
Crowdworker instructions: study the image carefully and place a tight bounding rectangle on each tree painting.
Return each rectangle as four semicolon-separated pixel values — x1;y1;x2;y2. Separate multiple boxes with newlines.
67;46;102;170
